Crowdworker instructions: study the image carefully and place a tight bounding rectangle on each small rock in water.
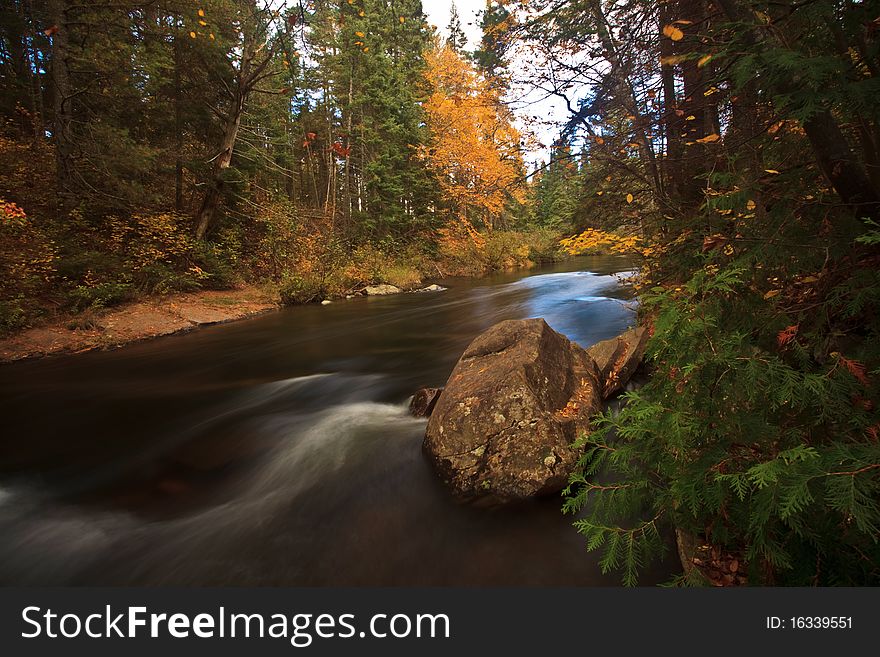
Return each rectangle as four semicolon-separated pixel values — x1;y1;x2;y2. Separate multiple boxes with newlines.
417;284;447;293
409;387;443;417
364;284;401;296
586;327;649;399
321;299;332;305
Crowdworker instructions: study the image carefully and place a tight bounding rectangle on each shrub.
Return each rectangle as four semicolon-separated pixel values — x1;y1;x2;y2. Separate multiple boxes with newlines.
67;281;134;312
0;199;55;330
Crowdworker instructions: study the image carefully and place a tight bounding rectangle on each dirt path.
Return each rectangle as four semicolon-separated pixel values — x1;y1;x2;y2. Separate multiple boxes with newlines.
0;286;278;363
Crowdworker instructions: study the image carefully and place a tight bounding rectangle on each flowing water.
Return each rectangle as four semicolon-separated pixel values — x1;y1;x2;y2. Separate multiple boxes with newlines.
0;255;677;585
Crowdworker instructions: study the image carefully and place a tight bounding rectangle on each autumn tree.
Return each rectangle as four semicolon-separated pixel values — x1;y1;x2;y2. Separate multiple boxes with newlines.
422;41;526;231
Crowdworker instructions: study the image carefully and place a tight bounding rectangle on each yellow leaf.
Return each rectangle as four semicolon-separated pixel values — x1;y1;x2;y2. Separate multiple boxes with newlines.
746;199;756;211
355;31;365;37
663;24;684;41
765;169;780;174
198;9;205;17
189;31;196;39
704;87;719;96
698;55;712;68
660;55;685;66
363;46;369;52
400;16;405;23
199;20;207;26
626;193;634;204
359;10;365;16
696;133;720;144
209;33;215;40
597;191;604;196
764;289;780;300
686;115;696;121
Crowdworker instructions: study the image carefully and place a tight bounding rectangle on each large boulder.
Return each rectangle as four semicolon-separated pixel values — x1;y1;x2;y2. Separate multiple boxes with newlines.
423;318;602;504
586;327;649;398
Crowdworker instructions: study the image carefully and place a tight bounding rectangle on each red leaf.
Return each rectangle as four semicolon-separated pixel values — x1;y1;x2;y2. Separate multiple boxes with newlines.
840;356;870;386
777;324;798;348
43;25;59;37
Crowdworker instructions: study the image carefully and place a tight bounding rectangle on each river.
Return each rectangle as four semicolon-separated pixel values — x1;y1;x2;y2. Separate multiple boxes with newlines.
0;255;677;585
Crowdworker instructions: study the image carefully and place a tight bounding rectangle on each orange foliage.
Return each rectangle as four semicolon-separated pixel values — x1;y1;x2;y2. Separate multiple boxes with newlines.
421;43;526;229
560;228;647;256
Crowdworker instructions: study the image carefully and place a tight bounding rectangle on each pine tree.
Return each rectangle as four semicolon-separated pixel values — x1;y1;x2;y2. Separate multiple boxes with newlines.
445;2;467;54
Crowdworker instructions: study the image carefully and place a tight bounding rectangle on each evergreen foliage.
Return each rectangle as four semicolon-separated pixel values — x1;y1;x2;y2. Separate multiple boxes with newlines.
508;0;880;585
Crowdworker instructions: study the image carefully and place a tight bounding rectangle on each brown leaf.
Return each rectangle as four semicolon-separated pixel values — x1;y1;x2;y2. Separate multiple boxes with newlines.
701;234;728;253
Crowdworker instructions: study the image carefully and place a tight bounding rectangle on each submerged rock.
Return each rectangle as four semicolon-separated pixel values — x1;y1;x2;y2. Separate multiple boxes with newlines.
417;284;447;293
364;284;401;296
409;387;443;417
586;327;649;398
423;318;602;504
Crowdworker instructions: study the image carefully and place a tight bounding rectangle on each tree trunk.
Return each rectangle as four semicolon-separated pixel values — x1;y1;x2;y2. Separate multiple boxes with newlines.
173;22;184;212
195;100;242;240
659;0;683;198
342;70;354;233
677;0;709;206
47;0;74;207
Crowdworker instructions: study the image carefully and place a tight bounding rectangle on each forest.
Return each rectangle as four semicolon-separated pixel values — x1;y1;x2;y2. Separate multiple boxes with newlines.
1;0;879;586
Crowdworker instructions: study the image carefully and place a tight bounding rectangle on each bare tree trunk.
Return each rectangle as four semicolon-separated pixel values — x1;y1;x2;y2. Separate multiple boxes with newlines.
195;99;242;240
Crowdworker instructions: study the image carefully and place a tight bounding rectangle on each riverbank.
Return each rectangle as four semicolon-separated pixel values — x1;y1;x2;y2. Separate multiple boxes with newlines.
0;286;278;363
0;232;572;364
